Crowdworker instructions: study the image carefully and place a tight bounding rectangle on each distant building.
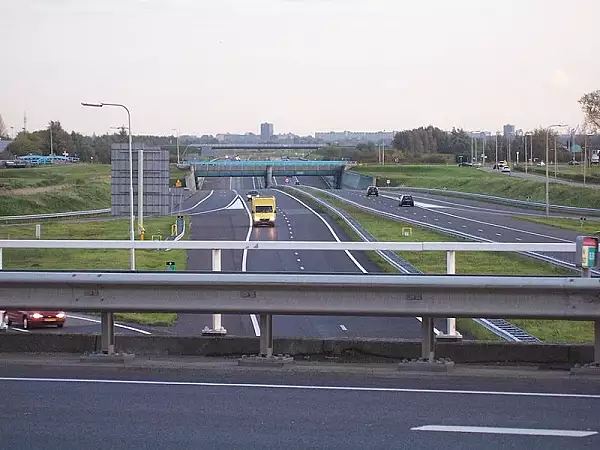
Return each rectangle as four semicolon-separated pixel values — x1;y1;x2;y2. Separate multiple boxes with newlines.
503;124;516;138
260;122;274;141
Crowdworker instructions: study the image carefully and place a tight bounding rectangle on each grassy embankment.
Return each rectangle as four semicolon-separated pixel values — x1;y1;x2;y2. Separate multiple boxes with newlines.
353;164;600;209
291;188;591;343
0;215;187;326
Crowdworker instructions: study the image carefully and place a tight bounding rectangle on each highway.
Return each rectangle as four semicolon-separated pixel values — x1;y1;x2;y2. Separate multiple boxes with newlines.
1;364;599;450
174;175;447;338
298;185;584;270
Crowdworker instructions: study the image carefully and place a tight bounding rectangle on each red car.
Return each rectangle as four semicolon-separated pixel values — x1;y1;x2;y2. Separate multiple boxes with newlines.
5;311;66;330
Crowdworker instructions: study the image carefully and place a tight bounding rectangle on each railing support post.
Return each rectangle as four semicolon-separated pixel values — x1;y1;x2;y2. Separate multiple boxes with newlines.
202;249;227;336
595;320;600;364
437;250;462;340
421;316;435;362
101;312;115;355
259;313;273;358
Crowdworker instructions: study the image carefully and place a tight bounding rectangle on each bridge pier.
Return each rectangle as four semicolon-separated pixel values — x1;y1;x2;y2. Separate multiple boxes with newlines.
334;168;344;189
265;166;274;188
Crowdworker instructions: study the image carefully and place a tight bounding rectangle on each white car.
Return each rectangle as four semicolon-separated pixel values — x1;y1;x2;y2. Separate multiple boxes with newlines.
501;166;511;173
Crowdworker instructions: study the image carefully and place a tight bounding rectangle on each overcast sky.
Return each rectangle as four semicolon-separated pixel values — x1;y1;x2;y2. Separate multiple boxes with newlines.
1;0;598;136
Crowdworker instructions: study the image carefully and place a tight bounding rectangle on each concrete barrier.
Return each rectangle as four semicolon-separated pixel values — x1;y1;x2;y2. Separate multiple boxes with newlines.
0;334;594;364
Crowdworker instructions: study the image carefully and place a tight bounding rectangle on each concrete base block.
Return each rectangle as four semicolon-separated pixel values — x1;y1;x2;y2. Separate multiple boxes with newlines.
397;359;455;373
237;355;295;367
80;352;135;363
201;327;227;337
571;362;600;376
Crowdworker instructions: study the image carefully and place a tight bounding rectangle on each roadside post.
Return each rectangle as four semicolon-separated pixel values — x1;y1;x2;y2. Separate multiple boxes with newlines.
575;236;599;363
202;249;228;336
166;261;176;271
35;224;41;239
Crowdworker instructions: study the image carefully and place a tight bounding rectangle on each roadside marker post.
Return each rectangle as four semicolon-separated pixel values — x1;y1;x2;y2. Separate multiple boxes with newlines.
202;249;228;336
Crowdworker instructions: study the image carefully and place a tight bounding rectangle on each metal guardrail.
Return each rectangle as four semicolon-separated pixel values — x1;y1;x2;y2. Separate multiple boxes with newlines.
0;271;598;361
381;186;600;216
286;186;539;342
0;208;111;222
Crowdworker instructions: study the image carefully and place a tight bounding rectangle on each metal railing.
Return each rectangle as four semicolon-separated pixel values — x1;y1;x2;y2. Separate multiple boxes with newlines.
0;270;598;362
0;208;111;222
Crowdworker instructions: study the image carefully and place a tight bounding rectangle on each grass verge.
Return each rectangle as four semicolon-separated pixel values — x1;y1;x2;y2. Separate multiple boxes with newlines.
514;215;600;235
291;188;592;343
353;164;600;209
0;215;188;326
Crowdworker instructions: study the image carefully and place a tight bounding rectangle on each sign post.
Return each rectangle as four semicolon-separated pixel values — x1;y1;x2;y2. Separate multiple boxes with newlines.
166;261;176;271
575;236;599;278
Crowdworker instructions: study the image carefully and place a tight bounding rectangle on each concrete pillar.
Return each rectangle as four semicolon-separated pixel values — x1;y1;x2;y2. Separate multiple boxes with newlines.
259;313;273;357
421;317;435;362
265;166;274;188
101;312;115;355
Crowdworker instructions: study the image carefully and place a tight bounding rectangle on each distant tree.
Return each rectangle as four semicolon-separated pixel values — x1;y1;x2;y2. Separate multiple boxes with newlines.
6;132;45;156
0;114;8;139
579;90;600;131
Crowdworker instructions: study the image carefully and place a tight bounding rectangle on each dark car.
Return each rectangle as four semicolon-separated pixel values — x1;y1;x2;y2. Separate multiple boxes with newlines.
6;310;66;329
399;195;415;207
568;160;580;165
366;186;379;196
246;190;259;201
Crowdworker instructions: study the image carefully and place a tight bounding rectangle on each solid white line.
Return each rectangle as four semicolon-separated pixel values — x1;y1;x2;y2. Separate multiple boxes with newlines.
229;177;232;191
339;324;348;331
252;176;256;190
277;189;368;274
1;377;600;399
188;196;239;216
273;177;278;186
411;425;597;438
240;194;260;338
9;327;29;333
177;190;215;213
66;314;152;335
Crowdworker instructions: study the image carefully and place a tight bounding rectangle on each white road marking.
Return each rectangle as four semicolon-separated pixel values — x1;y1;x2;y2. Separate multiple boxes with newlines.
296;259;301;262
252;176;256;190
188;196;241;216
66;315;152;335
339;324;348;331
496;233;502;236
9;327;29;333
300;266;305;270
2;378;600;400
516;237;522;241
294;252;299;256
277;190;368;273
229;177;232;190
225;198;244;210
240;192;261;338
462;225;467;228
411;425;597;438
177;190;215;213
477;229;484;232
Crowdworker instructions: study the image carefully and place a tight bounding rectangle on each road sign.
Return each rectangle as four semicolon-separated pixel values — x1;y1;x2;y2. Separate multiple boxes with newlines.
386;179;391;186
575;236;598;268
285;178;289;184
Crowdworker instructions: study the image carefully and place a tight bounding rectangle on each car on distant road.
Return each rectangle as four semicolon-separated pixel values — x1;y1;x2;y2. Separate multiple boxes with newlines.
458;162;473;167
501;166;511;173
568;160;580;165
366;186;379;196
5;311;66;329
246;190;259;201
398;194;415;207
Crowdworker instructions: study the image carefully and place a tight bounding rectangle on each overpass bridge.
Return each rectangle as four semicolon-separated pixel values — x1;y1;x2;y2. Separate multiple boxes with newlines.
182;160;356;188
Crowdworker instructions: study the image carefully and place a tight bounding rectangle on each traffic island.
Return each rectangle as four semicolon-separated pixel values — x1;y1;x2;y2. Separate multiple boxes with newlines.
80;352;135;364
397;357;455;373
570;362;600;376
237;354;295;367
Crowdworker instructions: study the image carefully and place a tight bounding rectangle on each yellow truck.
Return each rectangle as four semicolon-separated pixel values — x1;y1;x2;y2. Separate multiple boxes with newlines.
251;196;276;227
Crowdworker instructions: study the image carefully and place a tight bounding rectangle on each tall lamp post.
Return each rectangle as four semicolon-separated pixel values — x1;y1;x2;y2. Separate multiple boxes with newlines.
82;102;135;270
545;124;567;217
172;128;180;164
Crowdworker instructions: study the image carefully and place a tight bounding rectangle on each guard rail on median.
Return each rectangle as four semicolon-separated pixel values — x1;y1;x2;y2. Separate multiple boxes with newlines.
0;208;111;222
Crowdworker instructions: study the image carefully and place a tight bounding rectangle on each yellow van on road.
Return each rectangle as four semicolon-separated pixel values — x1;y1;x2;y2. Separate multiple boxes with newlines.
251;196;276;227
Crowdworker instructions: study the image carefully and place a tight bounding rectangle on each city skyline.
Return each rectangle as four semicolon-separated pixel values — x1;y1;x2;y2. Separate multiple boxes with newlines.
1;0;598;137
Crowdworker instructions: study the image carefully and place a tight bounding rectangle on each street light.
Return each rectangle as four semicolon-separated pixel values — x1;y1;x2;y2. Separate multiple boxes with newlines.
524;132;533;173
545;124;567;217
172;128;180;164
81;102;135;270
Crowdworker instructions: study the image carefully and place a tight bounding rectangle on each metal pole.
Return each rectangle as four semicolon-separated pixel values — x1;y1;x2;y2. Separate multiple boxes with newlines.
545;129;550;217
495;134;498;168
138;147;144;232
421;317;435;362
177;131;180;165
206;248;227;335
127;108;135;270
524;134;528;173
446;250;456;337
584;136;588;185
530;132;533;172
259;313;273;357
554;136;557;178
101;311;115;354
49;126;53;156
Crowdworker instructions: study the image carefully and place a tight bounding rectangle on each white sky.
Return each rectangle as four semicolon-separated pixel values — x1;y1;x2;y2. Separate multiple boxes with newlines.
1;0;598;136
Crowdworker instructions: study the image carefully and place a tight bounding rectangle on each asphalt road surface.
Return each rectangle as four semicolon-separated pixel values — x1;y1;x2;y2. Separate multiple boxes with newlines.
175;175;447;339
1;365;599;450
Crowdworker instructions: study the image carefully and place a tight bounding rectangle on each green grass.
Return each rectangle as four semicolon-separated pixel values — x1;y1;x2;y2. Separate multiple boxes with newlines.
514;164;600;185
514;216;600;235
0;215;188;326
301;190;593;343
353;164;600;209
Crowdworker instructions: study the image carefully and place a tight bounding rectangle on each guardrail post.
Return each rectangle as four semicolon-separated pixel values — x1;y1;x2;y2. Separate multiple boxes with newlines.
259;313;273;357
593;319;600;363
101;312;115;354
437;250;462;340
0;247;3;270
202;249;228;336
421;317;435;362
